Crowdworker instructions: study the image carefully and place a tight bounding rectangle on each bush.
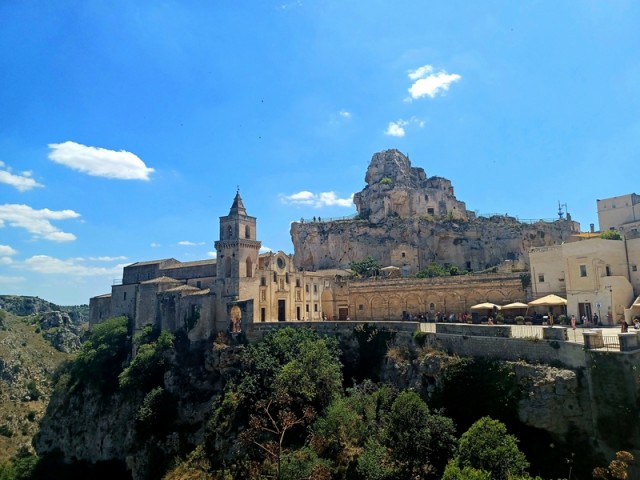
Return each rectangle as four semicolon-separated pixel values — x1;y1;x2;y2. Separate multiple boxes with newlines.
600;230;622;240
413;331;428;347
119;331;174;391
136;387;176;438
70;316;130;393
0;424;14;438
515;316;524;325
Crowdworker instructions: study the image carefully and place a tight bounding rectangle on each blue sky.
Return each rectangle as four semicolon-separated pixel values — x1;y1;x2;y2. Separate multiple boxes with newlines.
1;1;639;305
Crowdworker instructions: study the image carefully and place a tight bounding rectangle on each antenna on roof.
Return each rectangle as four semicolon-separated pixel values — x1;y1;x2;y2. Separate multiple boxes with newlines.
557;201;567;219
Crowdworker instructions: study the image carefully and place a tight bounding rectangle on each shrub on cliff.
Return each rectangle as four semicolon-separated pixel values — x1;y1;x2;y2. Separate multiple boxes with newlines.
69;316;129;394
119;330;174;392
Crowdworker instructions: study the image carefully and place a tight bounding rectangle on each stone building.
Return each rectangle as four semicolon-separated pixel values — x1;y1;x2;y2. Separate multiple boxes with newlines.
90;192;349;338
597;193;640;234
529;228;640;325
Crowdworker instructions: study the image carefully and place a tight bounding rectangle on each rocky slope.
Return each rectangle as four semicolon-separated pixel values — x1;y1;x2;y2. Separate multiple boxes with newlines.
0;311;73;464
0;295;89;323
33;338;242;480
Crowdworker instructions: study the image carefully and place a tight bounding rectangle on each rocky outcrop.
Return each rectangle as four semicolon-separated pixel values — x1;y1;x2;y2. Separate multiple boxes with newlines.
0;295;89;322
353;149;468;224
291;149;579;273
380;349;593;442
292;214;577;273
40;311;83;353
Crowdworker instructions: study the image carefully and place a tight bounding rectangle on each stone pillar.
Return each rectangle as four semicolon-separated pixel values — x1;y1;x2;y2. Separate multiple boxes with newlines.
618;332;640;352
542;327;568;341
583;330;604;349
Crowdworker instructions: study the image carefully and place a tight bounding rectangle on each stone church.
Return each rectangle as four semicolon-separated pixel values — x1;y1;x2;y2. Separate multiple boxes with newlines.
89;191;350;340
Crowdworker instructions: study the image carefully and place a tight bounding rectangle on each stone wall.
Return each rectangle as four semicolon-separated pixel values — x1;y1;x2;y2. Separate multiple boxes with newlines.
347;273;524;320
430;333;587;369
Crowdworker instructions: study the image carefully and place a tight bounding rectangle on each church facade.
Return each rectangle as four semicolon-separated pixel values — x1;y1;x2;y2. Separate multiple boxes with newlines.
89;192;350;340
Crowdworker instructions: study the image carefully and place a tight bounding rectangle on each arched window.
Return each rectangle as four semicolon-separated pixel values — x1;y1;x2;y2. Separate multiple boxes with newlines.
227;225;233;239
245;225;251;239
224;257;232;278
246;257;253;278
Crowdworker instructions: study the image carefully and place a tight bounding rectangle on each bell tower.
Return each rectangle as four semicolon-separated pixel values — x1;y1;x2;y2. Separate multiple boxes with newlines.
214;190;261;298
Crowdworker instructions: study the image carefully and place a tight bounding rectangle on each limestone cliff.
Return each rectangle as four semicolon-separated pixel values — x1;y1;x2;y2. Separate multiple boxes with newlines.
33;341;243;480
292;149;579;272
380;350;592;440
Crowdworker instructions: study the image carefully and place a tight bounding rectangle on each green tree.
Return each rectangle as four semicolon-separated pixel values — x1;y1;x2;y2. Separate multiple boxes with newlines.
118;330;174;391
441;461;491;480
415;263;448;278
206;327;343;475
274;338;343;410
349;256;382;278
280;447;332;480
356;438;396;480
457;417;529;480
385;391;456;479
70;316;129;393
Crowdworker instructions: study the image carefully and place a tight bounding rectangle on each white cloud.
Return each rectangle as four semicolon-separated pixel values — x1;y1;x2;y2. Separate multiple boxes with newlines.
178;240;205;246
22;255;126;277
48;141;154;181
259;246;273;253
151;242;161;248
280;191;354;208
385;121;408;137
339;110;351;118
207;251;217;258
408;65;434;80
0;244;17;256
384;117;424;137
0;257;14;265
406;64;461;100
0;161;44;192
0;275;25;284
0;204;80;242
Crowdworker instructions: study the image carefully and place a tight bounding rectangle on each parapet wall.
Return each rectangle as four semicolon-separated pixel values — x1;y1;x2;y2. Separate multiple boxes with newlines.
248;321;591;369
430;333;587;369
247;321;418;343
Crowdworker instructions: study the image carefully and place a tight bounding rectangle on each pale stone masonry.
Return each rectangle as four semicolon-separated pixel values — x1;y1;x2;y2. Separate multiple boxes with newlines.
90;191;351;339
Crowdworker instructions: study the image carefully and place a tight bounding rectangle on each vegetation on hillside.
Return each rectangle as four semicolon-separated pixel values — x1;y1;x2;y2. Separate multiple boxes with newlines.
0;311;74;467
0;318;613;479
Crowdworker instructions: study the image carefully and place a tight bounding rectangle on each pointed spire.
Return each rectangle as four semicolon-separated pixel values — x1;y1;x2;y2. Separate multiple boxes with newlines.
229;188;247;216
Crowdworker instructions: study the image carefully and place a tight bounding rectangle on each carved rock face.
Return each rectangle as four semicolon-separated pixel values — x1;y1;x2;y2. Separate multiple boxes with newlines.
364;149;422;186
354;149;466;224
